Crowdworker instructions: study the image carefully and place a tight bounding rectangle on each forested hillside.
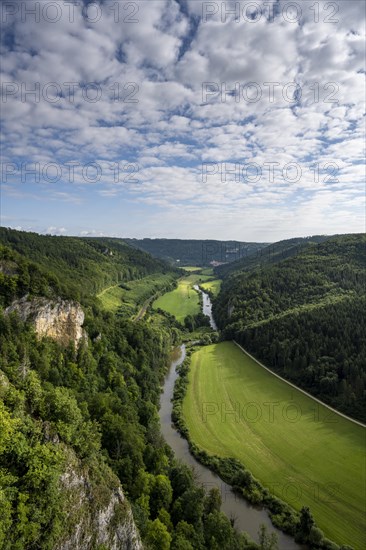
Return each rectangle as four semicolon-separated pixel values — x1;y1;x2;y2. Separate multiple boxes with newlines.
0;228;260;550
214;236;329;278
0;228;174;302
214;235;366;421
124;238;267;267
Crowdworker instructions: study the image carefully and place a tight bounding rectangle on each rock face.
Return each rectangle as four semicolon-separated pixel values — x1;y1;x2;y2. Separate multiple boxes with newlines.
5;296;86;347
56;457;143;550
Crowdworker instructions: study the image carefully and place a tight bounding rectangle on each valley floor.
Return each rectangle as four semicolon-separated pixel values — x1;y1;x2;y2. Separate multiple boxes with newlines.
182;341;366;550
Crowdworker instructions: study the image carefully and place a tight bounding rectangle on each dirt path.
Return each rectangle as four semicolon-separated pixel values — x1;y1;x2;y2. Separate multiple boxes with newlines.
96;283;119;298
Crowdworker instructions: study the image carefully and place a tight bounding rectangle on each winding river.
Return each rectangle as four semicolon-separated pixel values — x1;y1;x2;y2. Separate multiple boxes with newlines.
159;287;306;549
193;284;217;330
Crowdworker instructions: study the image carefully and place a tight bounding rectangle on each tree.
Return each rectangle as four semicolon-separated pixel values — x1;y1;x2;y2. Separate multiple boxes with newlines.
149;475;173;518
204;487;222;516
258;524;278;550
171;486;205;525
145;519;172;550
170;463;194;499
0;401;20;453
172;521;198;549
308;526;324;545
296;506;315;542
204;511;233;548
184;315;195;332
171;537;193;550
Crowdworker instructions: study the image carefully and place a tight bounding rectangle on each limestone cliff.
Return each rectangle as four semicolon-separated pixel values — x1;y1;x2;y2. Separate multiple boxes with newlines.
56;451;143;550
5;296;86;347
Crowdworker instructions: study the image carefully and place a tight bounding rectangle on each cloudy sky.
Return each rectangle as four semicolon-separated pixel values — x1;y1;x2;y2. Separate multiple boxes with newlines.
1;0;365;240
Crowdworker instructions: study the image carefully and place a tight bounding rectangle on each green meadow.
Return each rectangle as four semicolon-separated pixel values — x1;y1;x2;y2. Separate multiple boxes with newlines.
97;284;125;312
199;267;214;276
97;273;177;315
152;275;202;323
153;270;222;323
183;341;366;550
179;266;202;272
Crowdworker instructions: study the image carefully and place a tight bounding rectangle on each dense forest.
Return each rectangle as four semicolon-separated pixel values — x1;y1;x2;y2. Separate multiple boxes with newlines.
214;235;366;422
124;238;267;267
0;228;263;550
215;236;330;279
0;228;175;302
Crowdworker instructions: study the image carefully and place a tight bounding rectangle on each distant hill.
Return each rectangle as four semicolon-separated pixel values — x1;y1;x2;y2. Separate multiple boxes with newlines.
124;238;268;267
214;234;366;421
214;235;330;278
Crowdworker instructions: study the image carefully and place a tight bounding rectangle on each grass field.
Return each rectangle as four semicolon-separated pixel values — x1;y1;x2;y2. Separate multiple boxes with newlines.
153;272;221;323
152;275;202;323
97;273;177;314
179;266;202;272
200;267;214;276
183;342;366;549
200;279;222;297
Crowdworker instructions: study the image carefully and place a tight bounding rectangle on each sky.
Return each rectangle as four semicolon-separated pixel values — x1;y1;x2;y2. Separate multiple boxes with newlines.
1;0;365;241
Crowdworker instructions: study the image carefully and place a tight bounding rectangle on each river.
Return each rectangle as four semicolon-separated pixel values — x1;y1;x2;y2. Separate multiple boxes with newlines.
159;287;306;549
193;284;217;330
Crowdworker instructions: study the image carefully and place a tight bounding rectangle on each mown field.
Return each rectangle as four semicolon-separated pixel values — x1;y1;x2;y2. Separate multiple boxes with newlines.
97;273;177;314
182;341;366;549
152;274;201;323
153;267;221;323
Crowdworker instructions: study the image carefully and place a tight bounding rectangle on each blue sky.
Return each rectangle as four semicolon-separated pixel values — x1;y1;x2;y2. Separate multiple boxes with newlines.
1;0;365;240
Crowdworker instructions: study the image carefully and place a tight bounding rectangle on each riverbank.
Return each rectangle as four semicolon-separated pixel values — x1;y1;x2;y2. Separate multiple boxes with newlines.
180;341;364;549
159;343;304;548
159;283;361;549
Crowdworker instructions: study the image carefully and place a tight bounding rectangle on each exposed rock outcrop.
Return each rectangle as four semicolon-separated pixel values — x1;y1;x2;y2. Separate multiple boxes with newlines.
0;260;18;276
56;453;143;550
5;296;86;347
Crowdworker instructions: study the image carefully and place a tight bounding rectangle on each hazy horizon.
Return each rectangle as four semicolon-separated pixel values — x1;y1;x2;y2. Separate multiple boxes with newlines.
1;225;356;243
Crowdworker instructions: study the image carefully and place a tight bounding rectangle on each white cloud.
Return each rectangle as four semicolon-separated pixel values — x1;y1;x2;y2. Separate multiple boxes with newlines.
1;0;365;239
